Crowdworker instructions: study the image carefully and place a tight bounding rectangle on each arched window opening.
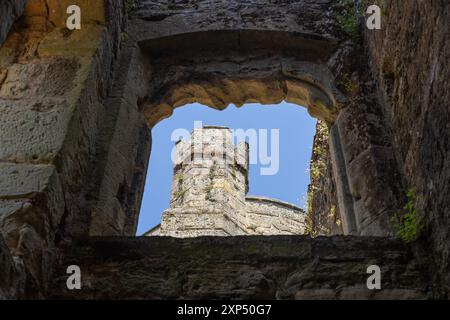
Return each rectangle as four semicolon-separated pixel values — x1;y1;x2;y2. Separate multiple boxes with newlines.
138;102;319;236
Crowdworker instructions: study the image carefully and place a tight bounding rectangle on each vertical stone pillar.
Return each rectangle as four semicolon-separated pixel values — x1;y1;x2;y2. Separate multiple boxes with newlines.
332;97;404;236
87;44;152;236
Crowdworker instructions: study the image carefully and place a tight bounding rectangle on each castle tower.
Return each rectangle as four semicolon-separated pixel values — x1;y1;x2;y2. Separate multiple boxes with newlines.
147;126;307;238
159;126;250;237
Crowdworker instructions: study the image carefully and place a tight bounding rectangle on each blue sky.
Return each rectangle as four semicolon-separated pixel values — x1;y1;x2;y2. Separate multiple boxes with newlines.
136;102;316;235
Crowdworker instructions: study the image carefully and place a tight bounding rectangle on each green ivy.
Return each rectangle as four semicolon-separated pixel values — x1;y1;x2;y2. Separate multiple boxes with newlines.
124;0;137;16
309;121;329;181
334;0;363;41
392;189;425;243
306;121;330;235
120;32;128;43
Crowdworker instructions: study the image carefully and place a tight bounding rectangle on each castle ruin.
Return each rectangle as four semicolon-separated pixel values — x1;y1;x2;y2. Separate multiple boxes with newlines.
146;126;306;237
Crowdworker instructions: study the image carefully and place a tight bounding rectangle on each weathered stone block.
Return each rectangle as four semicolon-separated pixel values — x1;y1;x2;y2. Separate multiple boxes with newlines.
346;146;402;236
0;58;82;99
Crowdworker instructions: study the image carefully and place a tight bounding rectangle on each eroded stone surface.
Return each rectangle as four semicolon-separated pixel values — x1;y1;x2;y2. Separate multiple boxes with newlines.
134;0;342;42
50;236;429;300
0;233;25;299
364;0;450;293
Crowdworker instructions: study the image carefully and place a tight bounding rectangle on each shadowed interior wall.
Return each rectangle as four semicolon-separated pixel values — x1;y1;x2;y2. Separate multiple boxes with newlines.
364;0;450;294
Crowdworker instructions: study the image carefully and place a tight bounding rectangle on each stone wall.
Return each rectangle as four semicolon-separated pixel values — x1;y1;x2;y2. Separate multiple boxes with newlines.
307;120;343;236
0;233;24;299
326;40;405;236
245;197;306;235
0;0;128;297
363;0;450;294
51;236;429;300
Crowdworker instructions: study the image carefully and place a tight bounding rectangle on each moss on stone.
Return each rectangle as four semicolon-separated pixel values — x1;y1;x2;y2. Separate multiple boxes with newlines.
334;0;363;41
306;120;331;236
124;0;137;16
391;189;425;244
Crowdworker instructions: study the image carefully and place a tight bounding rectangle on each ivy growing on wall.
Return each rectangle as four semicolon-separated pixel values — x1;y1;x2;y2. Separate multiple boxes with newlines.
391;189;425;243
306;121;330;235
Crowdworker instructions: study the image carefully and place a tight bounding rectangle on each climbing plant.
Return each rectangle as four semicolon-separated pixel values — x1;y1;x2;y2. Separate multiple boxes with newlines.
391;189;425;243
306;121;330;235
309;121;329;182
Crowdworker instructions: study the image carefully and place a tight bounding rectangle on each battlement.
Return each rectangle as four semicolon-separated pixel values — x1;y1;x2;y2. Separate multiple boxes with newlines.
173;126;248;168
147;126;306;237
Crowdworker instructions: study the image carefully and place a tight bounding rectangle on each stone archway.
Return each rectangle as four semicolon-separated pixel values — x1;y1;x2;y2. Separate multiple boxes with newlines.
89;20;403;240
140;30;343;125
89;30;346;236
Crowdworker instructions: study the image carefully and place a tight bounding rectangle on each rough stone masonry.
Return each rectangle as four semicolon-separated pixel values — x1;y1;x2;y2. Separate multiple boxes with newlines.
0;0;449;299
146;126;306;237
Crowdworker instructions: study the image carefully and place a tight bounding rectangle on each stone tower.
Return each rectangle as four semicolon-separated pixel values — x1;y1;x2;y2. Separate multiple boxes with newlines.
149;126;306;237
